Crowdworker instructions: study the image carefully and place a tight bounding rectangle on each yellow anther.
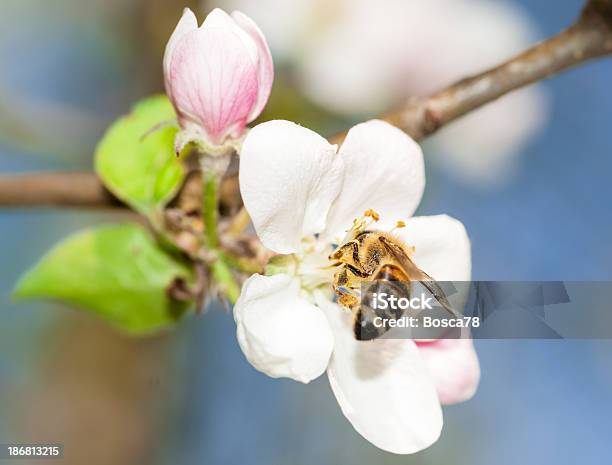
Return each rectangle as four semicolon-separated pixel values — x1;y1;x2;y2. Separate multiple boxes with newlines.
364;209;380;221
389;220;407;234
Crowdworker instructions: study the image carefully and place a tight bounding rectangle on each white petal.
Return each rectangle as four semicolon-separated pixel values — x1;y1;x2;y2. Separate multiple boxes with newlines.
240;120;345;253
322;120;425;242
416;339;480;405
396;215;471;281
318;296;442;454
163;8;198;87
234;274;334;383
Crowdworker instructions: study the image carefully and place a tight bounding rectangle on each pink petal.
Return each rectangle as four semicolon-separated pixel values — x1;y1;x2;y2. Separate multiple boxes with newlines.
232;11;274;122
201;8;237;30
416;339;480;405
163;8;198;97
165;9;260;144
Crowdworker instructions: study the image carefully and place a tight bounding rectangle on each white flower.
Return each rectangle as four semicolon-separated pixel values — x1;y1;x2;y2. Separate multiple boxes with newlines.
220;0;548;185
298;0;548;185
235;119;480;453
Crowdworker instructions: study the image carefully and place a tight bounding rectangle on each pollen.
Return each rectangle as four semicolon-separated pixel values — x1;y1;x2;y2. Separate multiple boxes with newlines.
347;209;381;236
364;209;380;221
389;220;406;234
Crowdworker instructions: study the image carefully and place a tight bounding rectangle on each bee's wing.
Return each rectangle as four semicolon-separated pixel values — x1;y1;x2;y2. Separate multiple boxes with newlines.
378;235;461;318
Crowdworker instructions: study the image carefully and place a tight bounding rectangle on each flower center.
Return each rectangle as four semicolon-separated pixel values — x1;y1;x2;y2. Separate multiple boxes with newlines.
264;210;409;300
264;236;335;295
326;209;410;291
333;209;406;253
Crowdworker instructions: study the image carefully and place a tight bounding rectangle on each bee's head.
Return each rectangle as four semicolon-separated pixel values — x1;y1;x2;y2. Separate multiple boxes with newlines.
328;243;354;264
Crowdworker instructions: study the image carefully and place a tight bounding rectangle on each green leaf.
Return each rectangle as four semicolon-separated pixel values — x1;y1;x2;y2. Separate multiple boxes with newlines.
95;95;184;215
14;223;193;335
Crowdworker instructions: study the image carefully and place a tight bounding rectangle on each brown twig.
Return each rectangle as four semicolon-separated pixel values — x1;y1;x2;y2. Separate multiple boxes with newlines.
0;171;242;211
0;172;119;208
396;0;612;140
332;0;612;143
1;0;612;209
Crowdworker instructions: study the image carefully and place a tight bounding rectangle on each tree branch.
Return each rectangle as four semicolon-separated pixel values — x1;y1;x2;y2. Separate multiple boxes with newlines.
1;0;611;209
366;0;612;141
0;170;242;211
0;172;119;208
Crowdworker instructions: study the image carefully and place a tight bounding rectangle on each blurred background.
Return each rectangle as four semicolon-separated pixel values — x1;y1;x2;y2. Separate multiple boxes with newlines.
1;0;611;464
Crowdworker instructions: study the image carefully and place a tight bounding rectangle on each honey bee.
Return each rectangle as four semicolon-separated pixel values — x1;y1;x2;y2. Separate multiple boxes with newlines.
329;214;456;340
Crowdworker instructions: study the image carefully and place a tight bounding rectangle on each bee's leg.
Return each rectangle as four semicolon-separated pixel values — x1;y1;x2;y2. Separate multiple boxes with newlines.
329;240;362;268
333;264;372;316
345;264;371;279
332;263;370;296
333;266;361;312
338;293;360;310
333;266;350;290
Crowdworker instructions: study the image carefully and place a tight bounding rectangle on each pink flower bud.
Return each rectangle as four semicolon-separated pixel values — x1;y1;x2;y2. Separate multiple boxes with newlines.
163;8;273;151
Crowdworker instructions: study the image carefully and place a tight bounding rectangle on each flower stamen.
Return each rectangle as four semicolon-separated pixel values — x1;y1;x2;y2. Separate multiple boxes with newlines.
348;209;381;236
364;208;380;222
390;220;406;233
